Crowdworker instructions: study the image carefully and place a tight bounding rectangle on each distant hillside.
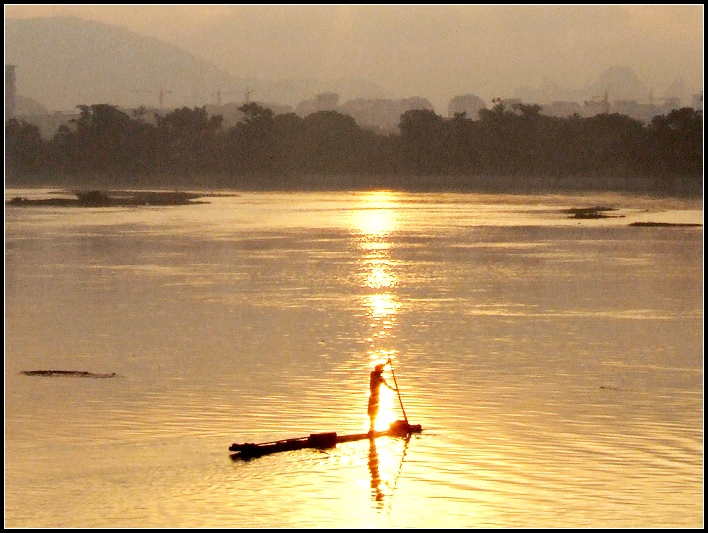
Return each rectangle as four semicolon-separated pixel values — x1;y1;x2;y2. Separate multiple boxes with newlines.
5;16;389;113
5;16;247;112
513;65;689;108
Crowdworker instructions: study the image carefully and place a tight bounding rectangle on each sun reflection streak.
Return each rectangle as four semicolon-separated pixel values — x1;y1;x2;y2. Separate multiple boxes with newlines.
365;293;400;319
350;191;399;239
366;262;397;290
352;192;405;434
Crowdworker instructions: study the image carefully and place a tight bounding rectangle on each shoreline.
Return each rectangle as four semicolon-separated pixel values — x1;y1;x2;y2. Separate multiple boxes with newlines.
6;189;208;207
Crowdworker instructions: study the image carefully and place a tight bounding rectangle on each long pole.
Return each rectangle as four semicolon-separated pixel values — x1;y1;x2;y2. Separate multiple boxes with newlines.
387;358;408;424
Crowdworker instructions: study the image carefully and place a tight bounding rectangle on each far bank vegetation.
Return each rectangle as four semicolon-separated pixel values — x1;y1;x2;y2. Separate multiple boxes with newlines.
5;102;702;195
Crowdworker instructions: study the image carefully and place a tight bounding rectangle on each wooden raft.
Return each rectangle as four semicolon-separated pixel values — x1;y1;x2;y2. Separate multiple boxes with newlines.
229;420;422;460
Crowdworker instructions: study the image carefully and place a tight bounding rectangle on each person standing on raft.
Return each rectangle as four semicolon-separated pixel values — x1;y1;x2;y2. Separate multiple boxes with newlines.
368;363;397;435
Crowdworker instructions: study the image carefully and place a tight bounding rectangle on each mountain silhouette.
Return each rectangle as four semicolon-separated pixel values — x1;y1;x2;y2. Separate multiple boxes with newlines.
5;16;389;113
591;66;649;101
5;16;248;112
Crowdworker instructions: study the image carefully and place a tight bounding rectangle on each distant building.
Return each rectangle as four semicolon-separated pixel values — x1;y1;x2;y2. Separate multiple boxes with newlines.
497;98;522;109
285;93;437;132
649;97;682;121
340;96;435;132
582;98;609;117
613;99;642;120
203;101;294;129
447;94;487;120
691;92;703;111
295;92;341;116
19;111;78;139
544;100;584;118
6;64;17;121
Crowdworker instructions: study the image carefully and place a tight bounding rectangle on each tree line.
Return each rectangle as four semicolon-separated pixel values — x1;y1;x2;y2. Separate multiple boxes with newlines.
5;101;703;194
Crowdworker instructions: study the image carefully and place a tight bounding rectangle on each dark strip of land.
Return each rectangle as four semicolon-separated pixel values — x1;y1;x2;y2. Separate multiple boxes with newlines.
629;222;702;227
562;206;624;219
7;190;206;207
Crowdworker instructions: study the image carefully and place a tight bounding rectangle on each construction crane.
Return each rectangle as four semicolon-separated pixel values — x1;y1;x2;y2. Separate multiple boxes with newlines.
133;86;172;108
595;90;610;114
212;89;241;106
157;87;172;108
212;87;254;106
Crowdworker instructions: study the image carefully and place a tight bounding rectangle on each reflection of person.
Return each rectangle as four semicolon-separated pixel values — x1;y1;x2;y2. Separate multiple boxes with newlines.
368;437;385;504
368;363;396;434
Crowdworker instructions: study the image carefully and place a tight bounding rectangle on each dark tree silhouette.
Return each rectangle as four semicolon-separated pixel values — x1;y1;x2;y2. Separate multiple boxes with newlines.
5;99;702;195
649;107;703;182
49;104;158;184
156;106;223;179
226;102;278;176
398;109;447;174
5;119;45;179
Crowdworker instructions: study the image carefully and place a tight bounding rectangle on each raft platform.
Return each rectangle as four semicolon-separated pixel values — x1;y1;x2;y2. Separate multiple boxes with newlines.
229;420;422;460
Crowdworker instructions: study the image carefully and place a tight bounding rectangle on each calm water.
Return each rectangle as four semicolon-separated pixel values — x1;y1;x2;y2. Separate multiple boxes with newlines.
4;189;703;528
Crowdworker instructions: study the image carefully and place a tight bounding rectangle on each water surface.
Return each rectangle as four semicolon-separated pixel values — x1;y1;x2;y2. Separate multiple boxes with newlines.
5;190;703;527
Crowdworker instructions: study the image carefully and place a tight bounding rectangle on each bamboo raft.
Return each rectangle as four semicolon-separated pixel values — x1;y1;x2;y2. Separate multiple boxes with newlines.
229;420;422;460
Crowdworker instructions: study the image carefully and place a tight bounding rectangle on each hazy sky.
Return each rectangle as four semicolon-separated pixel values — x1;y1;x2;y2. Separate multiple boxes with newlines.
4;4;704;110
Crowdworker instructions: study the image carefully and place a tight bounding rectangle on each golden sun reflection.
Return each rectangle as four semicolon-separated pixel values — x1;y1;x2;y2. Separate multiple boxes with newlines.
366;262;397;290
350;191;400;238
353;192;408;435
365;293;400;319
372;384;398;431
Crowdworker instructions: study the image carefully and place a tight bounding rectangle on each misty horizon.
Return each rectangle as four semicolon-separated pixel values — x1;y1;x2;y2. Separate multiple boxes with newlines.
4;5;703;114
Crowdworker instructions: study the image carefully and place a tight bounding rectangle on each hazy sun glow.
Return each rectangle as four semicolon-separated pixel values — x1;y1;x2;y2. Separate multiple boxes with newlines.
350;191;400;238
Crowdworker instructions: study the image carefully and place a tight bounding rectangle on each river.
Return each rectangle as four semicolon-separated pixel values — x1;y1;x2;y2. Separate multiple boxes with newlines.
4;189;703;527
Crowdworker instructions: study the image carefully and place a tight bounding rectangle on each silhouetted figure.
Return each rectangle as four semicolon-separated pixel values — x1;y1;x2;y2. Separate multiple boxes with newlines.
368;363;396;434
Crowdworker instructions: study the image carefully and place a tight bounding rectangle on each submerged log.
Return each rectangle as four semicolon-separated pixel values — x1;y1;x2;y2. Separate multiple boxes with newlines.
629;222;702;227
21;370;118;378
